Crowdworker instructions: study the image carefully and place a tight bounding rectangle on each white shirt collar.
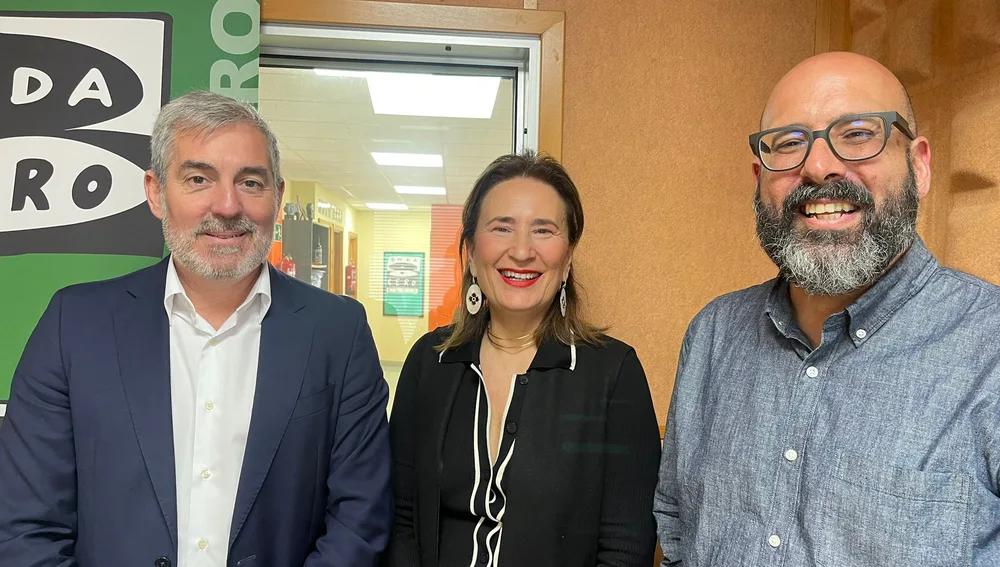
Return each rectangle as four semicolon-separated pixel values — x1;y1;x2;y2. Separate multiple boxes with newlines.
163;257;272;326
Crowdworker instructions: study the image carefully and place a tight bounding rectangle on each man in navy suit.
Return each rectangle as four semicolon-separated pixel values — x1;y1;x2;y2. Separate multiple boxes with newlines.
0;91;392;567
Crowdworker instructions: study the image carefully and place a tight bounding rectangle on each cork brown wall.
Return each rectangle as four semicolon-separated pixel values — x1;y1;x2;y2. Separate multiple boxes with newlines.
549;0;820;424
849;0;1000;282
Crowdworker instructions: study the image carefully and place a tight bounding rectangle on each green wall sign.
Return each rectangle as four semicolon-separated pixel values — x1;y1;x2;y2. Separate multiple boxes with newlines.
384;252;426;318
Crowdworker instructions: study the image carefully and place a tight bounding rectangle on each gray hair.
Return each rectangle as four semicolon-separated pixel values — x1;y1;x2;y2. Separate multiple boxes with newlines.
149;90;282;186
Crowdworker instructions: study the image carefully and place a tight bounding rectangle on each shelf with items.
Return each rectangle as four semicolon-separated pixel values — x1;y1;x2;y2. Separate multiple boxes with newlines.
311;223;330;290
279;186;353;294
281;220;330;291
280;219;311;285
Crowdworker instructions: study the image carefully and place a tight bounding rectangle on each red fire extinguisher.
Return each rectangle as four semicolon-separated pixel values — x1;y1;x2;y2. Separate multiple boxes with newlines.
280;254;296;278
345;260;357;296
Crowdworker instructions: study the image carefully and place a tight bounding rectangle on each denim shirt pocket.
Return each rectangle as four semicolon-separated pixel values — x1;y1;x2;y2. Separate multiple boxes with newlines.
812;453;971;567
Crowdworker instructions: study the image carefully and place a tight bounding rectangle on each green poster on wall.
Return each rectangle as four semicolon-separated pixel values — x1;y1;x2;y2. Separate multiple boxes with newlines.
384;252;426;318
0;1;261;411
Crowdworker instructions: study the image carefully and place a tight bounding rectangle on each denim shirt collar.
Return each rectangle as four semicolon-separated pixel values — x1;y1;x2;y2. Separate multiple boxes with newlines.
764;236;939;347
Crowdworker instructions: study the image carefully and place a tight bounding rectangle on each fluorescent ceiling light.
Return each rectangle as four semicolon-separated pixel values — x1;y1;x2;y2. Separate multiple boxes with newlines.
371;152;442;168
367;73;501;119
395;185;446;196
312;69;501;119
365;202;409;211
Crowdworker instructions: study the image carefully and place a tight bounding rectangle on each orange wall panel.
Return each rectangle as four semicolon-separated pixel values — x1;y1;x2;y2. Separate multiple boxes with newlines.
429;205;464;333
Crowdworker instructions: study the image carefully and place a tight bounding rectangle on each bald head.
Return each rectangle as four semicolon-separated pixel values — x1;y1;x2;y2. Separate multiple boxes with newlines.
760;52;915;134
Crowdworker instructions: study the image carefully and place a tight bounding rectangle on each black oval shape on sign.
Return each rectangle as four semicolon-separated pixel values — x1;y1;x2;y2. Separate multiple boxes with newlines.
0;32;143;137
72;164;113;210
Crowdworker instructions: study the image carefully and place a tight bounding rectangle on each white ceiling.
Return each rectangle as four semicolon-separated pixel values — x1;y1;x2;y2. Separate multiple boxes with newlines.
258;66;515;209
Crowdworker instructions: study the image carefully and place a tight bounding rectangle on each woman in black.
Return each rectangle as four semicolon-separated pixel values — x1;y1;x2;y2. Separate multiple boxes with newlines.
384;151;660;566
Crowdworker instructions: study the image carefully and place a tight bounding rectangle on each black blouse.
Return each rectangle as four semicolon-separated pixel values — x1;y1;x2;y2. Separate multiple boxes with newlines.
383;328;661;567
439;364;528;567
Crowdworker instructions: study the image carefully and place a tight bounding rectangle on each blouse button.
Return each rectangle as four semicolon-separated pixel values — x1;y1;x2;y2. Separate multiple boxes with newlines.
518;375;528;385
505;422;517;434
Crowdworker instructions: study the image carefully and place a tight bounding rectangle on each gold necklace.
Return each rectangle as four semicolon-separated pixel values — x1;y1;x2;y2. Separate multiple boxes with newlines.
487;335;536;354
487;325;536;352
487;324;532;342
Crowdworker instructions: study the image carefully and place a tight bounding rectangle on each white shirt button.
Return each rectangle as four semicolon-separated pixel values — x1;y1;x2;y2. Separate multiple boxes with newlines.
201;469;212;479
784;449;798;462
768;534;781;548
198;539;208;550
205;401;215;411
805;366;819;378
855;328;867;339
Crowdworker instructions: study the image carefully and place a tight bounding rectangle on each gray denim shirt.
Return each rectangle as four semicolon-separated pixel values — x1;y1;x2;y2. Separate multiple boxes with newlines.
655;238;1000;566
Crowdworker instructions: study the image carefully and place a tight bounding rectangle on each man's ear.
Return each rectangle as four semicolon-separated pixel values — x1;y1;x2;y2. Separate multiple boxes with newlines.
909;136;932;200
144;170;164;219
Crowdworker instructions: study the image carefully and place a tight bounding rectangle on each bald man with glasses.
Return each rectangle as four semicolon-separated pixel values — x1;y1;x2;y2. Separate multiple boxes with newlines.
654;52;1000;566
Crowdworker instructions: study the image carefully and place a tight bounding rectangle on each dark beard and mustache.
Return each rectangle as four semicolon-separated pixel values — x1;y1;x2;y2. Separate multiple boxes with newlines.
754;164;920;296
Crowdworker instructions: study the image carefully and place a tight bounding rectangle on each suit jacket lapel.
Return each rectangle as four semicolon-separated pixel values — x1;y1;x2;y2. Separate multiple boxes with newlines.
418;358;464;567
114;258;177;547
229;267;313;547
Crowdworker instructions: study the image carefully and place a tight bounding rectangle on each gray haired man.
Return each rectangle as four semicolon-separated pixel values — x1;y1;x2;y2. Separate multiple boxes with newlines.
0;91;393;567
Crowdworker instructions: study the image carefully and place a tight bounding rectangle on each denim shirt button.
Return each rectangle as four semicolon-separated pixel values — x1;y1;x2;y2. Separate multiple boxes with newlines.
768;534;782;548
805;366;819;378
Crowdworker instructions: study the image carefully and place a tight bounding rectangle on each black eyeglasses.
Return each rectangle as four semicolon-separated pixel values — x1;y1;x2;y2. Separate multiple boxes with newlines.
749;111;916;172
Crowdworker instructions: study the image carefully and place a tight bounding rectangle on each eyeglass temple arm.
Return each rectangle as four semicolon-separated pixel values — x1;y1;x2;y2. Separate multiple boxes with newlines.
892;115;916;140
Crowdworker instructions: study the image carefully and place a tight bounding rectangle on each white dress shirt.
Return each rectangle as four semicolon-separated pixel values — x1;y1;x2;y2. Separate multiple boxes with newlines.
164;258;271;567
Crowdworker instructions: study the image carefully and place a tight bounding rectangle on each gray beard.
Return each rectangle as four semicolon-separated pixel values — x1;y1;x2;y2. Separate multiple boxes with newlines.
161;192;274;281
754;166;919;296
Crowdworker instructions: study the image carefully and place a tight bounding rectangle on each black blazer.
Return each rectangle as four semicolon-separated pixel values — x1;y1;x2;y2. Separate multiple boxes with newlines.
384;326;661;566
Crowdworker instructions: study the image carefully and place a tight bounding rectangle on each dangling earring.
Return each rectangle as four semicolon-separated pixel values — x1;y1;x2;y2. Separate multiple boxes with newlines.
466;277;483;315
559;281;567;318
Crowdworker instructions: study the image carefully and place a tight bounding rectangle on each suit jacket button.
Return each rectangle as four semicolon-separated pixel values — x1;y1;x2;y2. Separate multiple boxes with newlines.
518;375;528;385
505;421;517;434
155;557;171;567
479;551;489;563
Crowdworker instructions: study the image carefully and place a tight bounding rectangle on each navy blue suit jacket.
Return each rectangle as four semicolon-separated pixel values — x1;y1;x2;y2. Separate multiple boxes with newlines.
0;258;392;567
